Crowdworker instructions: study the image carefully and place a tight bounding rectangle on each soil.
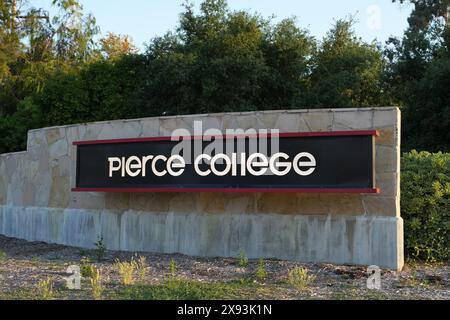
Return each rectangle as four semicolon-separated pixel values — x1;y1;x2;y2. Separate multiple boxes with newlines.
0;235;448;300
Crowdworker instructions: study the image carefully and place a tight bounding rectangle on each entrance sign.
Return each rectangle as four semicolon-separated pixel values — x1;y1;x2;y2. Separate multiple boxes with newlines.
73;131;378;193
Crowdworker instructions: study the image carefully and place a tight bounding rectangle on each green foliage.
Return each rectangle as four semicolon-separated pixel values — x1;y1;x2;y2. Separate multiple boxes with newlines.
0;0;450;153
288;267;313;289
0;0;448;153
89;266;103;300
115;259;137;285
238;250;248;268
94;236;106;261
384;1;449;151
401;151;450;262
36;278;54;300
113;279;244;300
308;19;387;108
80;258;96;278
0;97;42;154
168;258;177;277
255;258;267;282
134;255;147;282
0;251;6;263
402;55;450;151
393;0;449;32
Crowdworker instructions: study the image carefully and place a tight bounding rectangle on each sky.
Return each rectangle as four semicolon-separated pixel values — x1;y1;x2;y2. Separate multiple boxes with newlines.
33;0;414;52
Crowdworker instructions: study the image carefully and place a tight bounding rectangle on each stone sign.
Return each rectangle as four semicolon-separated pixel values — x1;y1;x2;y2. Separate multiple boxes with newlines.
0;107;403;270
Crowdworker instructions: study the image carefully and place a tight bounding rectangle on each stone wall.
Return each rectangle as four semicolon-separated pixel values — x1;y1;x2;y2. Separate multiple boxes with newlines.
0;108;403;270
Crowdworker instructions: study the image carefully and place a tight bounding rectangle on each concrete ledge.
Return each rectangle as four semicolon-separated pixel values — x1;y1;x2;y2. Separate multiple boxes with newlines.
0;205;403;270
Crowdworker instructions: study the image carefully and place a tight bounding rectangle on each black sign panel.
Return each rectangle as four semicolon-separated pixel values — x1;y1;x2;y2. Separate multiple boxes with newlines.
73;131;378;193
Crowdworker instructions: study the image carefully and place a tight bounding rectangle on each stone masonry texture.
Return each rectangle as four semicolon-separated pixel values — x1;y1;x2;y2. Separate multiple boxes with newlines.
0;108;403;270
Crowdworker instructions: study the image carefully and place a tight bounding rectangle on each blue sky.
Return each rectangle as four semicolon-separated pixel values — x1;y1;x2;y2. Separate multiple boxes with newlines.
33;0;413;51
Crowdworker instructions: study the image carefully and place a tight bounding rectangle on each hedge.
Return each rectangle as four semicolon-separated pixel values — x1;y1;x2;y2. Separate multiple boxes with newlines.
401;150;449;262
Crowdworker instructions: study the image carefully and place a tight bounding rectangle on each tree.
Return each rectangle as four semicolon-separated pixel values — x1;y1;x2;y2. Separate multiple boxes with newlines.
308;19;387;108
138;0;316;116
260;18;314;108
393;0;449;31
50;0;99;63
386;0;449;151
0;0;99;152
99;32;138;59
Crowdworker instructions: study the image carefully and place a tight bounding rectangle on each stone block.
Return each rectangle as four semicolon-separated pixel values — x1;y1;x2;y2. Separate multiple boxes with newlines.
333;110;373;130
197;193;226;214
274;113;301;132
373;108;399;127
376;145;398;173
300;111;333;131
362;196;398;217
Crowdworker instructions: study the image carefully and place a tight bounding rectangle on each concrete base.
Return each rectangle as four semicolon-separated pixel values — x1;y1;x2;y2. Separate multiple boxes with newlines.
0;205;404;270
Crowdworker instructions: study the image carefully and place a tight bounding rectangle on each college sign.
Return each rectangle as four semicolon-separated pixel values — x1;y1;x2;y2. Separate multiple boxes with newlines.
72;130;379;193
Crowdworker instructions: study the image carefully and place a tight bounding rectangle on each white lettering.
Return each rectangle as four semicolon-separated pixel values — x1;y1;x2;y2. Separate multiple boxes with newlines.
293;152;316;176
108;157;121;177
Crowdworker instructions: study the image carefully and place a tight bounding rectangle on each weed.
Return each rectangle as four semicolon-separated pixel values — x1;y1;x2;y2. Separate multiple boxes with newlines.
288;267;312;289
36;278;53;300
0;251;6;263
115;259;136;285
80;258;96;278
113;280;245;300
255;258;267;282
31;256;39;266
94;236;107;261
169;258;177;277
238;250;248;268
135;255;147;282
408;271;421;287
90;267;103;300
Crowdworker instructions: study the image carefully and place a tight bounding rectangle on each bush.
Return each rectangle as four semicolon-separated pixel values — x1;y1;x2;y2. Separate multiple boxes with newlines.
288;267;313;289
115;259;137;285
401;151;449;262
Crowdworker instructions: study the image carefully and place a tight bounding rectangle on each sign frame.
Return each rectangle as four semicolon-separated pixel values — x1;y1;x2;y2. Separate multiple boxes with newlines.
72;130;380;194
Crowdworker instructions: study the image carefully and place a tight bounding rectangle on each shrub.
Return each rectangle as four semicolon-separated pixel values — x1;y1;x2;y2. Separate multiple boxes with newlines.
36;278;53;300
401;151;449;262
288;267;312;289
255;258;267;282
90;267;103;300
80;258;96;279
94;236;107;261
115;259;137;285
135;255;147;282
238;250;249;268
168;258;177;278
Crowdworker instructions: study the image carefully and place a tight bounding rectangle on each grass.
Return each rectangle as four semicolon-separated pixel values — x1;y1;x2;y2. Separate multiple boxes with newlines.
168;258;177;277
0;247;445;301
238;250;248;268
80;258;96;278
109;278;259;300
0;276;435;300
0;278;265;300
115;259;137;285
0;251;6;263
36;278;54;300
135;256;147;282
90;267;103;300
255;258;267;282
288;267;313;290
94;236;107;261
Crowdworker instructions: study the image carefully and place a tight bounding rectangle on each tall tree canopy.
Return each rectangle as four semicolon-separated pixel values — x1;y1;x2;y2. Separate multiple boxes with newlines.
387;0;449;151
0;0;448;153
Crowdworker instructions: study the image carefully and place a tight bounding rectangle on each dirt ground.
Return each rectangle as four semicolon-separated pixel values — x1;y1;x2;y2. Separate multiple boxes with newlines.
0;235;448;300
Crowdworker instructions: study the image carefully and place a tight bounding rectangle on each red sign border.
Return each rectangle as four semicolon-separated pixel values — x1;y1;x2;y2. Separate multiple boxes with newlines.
72;130;380;194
